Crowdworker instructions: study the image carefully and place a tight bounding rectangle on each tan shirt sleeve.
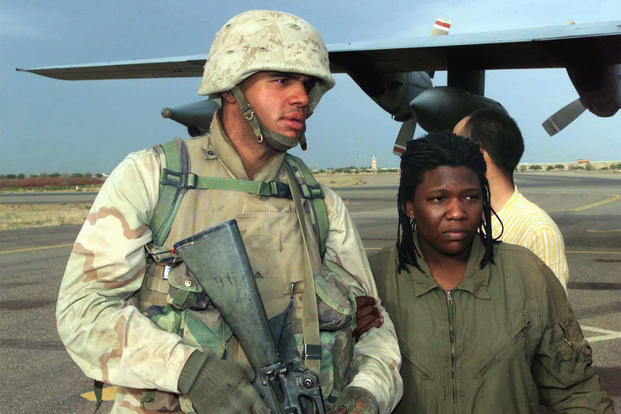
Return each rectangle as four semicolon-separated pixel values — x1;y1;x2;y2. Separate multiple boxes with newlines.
322;185;403;413
56;149;196;392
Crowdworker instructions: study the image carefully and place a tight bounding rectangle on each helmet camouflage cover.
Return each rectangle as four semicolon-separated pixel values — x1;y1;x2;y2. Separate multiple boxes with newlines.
198;10;335;113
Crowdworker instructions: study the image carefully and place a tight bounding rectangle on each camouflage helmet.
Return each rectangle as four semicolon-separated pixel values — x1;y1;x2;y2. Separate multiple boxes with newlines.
197;10;335;113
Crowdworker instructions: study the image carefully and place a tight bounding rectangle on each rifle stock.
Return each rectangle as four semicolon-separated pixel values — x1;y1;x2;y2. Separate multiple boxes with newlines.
174;220;326;414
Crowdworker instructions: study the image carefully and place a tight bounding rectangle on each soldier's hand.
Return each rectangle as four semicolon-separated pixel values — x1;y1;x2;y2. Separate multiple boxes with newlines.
178;351;269;414
329;386;379;414
355;296;383;340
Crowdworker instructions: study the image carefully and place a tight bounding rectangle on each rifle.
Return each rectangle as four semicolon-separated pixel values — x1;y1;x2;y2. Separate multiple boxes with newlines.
174;219;326;414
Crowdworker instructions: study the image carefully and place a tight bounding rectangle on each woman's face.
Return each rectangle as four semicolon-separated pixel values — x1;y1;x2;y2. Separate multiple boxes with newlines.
406;166;483;259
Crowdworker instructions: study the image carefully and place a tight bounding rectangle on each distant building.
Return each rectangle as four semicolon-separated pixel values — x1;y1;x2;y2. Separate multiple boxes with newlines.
371;156;377;173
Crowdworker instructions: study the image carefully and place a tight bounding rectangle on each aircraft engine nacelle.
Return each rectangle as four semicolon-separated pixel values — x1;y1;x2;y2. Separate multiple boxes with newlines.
410;86;506;132
372;71;433;121
346;69;432;121
567;64;621;117
161;99;221;136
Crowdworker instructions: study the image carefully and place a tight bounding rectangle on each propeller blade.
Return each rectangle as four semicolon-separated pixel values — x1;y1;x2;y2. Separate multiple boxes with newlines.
393;118;417;156
542;98;586;136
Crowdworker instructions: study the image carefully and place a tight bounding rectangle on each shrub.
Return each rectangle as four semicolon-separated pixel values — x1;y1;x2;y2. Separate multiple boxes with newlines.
529;165;542;170
546;165;554;171
554;164;565;170
0;176;105;189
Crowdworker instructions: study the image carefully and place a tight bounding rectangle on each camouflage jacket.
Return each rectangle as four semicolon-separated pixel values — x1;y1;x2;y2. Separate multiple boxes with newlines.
372;237;614;413
56;114;403;413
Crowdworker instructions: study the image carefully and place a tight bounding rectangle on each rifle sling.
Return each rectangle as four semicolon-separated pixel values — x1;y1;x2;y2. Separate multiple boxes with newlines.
284;162;322;375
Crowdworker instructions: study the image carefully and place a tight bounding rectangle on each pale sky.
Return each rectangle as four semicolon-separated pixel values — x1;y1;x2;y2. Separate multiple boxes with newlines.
2;0;620;174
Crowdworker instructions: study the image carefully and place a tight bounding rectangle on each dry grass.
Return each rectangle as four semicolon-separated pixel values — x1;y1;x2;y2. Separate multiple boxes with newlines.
0;174;369;230
0;203;92;230
315;174;366;187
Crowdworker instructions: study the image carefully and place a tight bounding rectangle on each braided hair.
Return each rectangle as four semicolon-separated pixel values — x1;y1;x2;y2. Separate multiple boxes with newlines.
397;131;498;273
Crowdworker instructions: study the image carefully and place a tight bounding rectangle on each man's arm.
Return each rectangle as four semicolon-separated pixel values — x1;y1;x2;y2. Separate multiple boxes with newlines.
56;150;196;392
532;265;614;413
322;186;403;414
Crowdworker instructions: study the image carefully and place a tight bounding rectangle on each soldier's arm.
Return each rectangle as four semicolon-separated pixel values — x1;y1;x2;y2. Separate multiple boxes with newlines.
56;149;196;392
322;186;403;414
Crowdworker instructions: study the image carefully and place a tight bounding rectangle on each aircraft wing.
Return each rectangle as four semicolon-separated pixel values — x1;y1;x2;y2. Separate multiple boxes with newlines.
16;54;208;80
16;21;621;80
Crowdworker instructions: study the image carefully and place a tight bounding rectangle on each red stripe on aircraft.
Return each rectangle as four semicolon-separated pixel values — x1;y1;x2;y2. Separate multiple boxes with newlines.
435;20;451;29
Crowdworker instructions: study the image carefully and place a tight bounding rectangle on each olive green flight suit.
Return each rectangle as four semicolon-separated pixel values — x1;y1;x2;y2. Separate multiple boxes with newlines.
372;237;614;414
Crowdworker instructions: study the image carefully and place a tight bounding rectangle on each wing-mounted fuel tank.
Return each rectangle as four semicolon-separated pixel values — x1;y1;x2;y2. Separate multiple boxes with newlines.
161;99;221;136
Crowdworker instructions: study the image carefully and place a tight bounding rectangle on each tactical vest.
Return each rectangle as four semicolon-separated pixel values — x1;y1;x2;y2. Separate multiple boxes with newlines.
112;136;359;413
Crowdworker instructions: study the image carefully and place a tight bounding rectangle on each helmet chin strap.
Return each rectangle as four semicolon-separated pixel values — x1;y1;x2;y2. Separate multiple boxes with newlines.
231;86;307;152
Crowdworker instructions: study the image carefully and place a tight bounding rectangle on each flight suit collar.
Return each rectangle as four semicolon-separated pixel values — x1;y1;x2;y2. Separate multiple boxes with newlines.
206;111;286;181
409;234;491;299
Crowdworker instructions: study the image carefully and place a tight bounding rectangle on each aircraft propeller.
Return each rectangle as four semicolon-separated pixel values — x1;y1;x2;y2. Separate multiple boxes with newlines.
391;18;451;156
541;99;586;136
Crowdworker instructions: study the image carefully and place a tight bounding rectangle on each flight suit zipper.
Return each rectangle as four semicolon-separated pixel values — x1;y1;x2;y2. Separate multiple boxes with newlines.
476;320;532;379
446;289;457;410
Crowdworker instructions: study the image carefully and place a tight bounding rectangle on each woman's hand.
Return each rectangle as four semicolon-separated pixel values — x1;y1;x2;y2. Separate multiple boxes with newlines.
354;296;384;339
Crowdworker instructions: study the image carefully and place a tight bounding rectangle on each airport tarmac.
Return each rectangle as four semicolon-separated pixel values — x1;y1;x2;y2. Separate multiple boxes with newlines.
1;172;620;412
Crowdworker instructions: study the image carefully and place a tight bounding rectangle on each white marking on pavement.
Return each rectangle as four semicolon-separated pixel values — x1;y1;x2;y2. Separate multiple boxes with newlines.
581;325;621;343
566;250;621;255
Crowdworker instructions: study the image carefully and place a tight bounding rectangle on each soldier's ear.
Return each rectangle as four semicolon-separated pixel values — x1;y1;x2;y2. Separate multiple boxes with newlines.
406;201;415;219
221;91;236;104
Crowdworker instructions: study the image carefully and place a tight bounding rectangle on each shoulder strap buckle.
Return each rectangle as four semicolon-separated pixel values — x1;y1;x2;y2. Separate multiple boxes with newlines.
268;181;292;199
161;168;198;190
299;183;324;200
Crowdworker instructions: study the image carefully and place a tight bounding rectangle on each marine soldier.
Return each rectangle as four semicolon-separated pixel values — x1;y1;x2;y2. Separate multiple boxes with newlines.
56;10;402;414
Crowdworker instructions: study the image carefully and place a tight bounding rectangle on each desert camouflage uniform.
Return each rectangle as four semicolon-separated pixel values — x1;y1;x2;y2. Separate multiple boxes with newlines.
57;113;403;413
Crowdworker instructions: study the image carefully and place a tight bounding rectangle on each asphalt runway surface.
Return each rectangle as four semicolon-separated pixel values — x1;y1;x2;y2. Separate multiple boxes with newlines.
1;172;620;413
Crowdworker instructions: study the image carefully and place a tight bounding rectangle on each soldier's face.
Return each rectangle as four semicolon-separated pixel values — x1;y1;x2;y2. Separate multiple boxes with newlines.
406;166;483;260
240;71;316;140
